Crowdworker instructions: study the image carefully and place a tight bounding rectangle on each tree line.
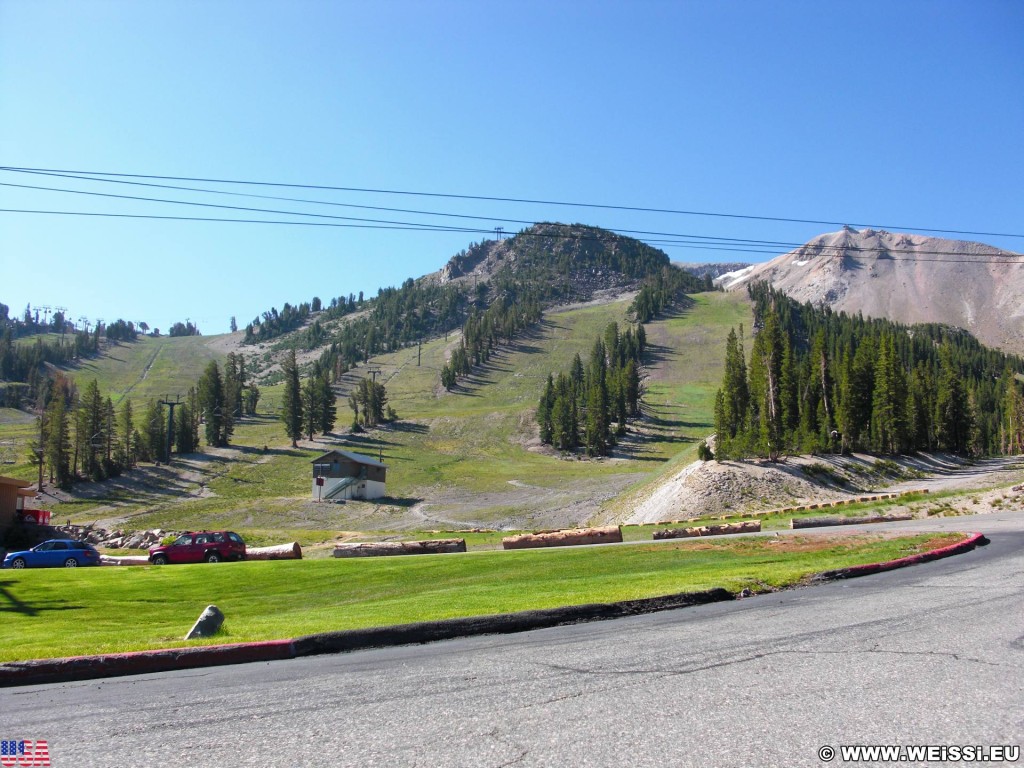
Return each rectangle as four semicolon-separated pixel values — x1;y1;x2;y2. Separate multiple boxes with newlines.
35;353;260;489
713;283;1024;461
279;350;338;447
629;267;712;323
441;293;543;390
537;322;645;457
316;280;469;383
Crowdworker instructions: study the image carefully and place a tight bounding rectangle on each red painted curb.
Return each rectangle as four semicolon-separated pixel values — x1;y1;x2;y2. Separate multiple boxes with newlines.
0;639;296;688
813;532;987;581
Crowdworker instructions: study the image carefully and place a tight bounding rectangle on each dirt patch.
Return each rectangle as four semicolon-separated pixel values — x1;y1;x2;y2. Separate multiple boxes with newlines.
619;453;1024;525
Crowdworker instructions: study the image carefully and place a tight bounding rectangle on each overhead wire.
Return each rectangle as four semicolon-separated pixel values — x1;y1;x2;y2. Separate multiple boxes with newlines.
2;164;1023;240
10;167;1002;257
1;167;1022;262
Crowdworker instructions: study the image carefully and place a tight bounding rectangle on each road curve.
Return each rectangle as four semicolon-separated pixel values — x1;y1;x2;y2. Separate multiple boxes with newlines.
3;513;1022;767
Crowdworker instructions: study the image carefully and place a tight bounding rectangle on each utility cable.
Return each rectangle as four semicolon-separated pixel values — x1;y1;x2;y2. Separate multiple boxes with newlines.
2;164;1021;240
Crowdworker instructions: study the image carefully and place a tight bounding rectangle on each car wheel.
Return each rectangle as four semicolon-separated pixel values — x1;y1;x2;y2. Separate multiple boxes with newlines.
64;558;78;567
151;554;169;566
11;557;26;569
206;552;222;563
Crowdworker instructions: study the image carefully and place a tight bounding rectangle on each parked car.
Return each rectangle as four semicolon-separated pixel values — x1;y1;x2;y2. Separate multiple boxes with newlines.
2;539;101;569
148;531;246;565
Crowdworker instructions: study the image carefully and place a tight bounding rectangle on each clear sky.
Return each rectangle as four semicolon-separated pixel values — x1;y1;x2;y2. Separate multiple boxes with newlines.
1;0;1021;335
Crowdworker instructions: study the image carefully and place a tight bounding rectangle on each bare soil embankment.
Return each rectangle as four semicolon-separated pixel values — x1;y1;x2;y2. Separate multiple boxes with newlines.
619;453;1024;525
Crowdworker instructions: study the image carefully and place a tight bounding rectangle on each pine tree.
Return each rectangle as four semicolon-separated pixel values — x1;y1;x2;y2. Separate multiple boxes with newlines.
315;371;337;434
907;363;935;450
870;335;909;453
1001;371;1024;454
198;361;231;447
838;339;876;451
142;400;166;462
537;374;555;444
714;327;749;458
550;374;578;450
780;336;799;452
79;379;106;479
301;375;319;440
281;349;303;447
748;311;785;461
224;353;245;418
118;398;134;469
624;359;641;417
583;339;610;456
175;398;199;454
44;393;72;489
935;343;974;454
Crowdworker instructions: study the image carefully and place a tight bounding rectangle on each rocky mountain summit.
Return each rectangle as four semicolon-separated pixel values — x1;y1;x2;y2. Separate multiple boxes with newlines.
719;227;1024;355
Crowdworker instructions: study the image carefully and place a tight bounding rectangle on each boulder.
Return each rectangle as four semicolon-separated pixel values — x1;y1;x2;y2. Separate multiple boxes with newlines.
185;605;225;640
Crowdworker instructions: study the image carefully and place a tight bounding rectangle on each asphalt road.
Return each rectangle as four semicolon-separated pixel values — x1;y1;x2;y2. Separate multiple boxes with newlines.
3;513;1022;767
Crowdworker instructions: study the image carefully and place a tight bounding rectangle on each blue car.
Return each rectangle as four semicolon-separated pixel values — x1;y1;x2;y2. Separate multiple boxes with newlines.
2;539;101;569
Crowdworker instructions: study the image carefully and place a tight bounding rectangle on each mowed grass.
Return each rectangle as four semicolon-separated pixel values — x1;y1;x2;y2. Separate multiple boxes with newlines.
0;531;961;662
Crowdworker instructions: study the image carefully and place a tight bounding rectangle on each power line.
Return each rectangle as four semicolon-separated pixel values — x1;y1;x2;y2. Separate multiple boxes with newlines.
21;167;1008;257
2;164;1022;240
0;180;488;233
2;172;1021;261
1;172;825;251
0;171;832;249
3;207;1021;263
3;173;1022;260
0;208;479;233
2;167;531;228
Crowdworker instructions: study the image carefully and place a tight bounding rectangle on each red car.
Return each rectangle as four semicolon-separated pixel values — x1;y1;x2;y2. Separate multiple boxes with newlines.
148;531;246;565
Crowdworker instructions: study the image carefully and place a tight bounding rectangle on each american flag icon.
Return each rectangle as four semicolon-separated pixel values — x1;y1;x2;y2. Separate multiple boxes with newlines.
0;740;50;767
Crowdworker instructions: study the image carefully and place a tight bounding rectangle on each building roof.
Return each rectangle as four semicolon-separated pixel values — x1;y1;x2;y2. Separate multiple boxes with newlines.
0;476;31;489
311;449;387;469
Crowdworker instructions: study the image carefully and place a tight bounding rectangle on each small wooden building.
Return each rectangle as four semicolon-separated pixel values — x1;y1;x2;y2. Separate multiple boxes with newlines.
311;450;387;501
0;475;33;529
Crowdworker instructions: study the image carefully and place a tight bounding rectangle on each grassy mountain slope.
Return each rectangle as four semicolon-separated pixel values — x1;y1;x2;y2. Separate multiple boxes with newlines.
14;291;750;540
64;334;227;404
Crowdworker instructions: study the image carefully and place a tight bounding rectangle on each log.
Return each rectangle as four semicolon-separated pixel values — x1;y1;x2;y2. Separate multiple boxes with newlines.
247;542;303;560
502;526;622;550
790;513;914;529
333;539;467;558
100;555;150;566
653;521;761;540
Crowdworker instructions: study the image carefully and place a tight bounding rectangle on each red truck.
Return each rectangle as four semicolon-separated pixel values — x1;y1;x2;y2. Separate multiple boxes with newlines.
148;531;247;565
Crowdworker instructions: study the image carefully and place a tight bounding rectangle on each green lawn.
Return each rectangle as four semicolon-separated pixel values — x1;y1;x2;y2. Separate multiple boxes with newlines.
0;531;960;661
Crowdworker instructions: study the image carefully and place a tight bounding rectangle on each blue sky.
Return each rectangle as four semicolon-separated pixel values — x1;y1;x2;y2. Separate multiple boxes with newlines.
1;0;1021;334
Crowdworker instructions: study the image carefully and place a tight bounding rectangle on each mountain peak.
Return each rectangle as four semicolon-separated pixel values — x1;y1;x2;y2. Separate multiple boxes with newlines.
721;229;1024;355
